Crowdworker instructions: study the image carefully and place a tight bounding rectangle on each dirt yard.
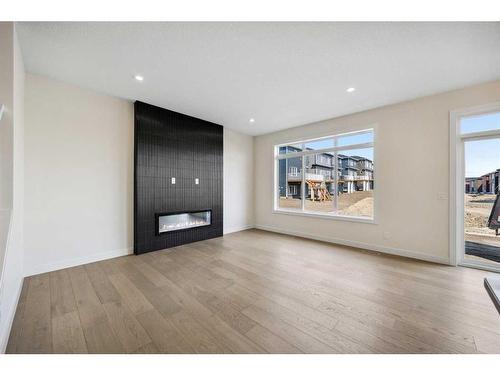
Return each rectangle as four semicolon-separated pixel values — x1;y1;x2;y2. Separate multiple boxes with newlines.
337;191;373;217
464;194;500;248
279;191;373;217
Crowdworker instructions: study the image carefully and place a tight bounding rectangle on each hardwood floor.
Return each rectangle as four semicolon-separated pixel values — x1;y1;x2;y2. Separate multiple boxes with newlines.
6;229;500;353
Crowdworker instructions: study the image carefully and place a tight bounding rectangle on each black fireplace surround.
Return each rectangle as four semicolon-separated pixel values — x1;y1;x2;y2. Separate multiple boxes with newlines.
134;101;223;255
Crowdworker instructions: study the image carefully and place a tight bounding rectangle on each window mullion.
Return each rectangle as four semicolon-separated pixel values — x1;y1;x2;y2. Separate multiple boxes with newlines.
332;137;339;213
333;138;338;213
301;144;305;212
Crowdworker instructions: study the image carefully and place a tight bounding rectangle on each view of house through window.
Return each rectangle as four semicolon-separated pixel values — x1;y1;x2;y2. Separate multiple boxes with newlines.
276;129;374;219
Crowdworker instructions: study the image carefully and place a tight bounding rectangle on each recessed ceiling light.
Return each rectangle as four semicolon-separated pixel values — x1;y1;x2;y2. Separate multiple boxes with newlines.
249;118;255;123
346;87;356;93
134;75;144;82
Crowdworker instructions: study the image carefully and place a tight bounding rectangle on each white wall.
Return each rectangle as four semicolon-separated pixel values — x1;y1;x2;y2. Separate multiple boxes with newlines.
24;74;134;276
254;80;500;264
24;75;255;276
223;128;254;233
0;22;25;353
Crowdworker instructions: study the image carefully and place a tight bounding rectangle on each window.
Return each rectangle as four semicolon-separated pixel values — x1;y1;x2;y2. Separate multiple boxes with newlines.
460;112;500;134
275;129;374;220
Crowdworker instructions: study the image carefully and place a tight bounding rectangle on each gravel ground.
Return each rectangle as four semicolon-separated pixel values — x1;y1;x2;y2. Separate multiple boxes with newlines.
464;194;500;261
279;191;373;217
465;194;499;238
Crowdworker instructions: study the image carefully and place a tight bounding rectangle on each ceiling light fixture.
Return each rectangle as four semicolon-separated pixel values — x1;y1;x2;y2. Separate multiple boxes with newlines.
346;87;356;93
249;118;255;123
134;75;144;82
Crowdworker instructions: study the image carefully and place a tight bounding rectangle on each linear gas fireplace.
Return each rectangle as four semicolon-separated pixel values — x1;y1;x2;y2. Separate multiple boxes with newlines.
156;210;211;235
134;101;222;254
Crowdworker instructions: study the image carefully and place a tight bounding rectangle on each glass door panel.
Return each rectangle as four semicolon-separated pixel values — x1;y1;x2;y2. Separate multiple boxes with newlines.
463;137;500;267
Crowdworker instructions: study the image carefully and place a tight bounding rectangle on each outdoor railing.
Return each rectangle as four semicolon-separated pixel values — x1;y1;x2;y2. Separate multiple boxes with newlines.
288;172;325;181
288;172;372;182
354;174;373;180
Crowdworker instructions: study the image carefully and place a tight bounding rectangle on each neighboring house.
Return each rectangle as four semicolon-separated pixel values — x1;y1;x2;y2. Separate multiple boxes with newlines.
278;145;303;198
353;156;374;191
338;154;359;194
465;177;476;193
465;169;500;194
279;146;374;199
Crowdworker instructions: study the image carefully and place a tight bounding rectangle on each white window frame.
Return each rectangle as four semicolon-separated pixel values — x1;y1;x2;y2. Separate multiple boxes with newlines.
450;102;500;271
273;128;376;224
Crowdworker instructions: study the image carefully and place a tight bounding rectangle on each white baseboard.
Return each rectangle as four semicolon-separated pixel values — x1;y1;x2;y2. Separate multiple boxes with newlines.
24;247;133;277
0;276;23;353
255;224;450;265
23;226;257;276
223;224;254;235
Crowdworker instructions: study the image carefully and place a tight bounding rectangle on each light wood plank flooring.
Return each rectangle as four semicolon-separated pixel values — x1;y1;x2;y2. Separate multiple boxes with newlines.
6;229;500;353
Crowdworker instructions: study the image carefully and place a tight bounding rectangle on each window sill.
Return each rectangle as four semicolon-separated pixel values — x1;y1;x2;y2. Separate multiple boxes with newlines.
272;208;377;224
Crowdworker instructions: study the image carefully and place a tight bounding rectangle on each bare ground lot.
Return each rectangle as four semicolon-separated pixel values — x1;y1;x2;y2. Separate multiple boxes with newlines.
464;194;500;263
279;191;373;217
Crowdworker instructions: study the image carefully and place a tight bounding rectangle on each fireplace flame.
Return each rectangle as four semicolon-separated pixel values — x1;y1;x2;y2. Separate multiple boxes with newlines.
159;214;210;233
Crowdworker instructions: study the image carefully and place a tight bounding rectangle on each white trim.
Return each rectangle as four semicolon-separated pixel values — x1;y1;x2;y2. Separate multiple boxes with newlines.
300;155;305;210
449;109;460;266
333;147;338;211
0;209;19;354
255;224;450;265
452;101;500;120
460;128;500;141
0;275;23;353
24;247;133;277
223;224;254;235
0;209;13;297
449;101;500;269
272;208;376;224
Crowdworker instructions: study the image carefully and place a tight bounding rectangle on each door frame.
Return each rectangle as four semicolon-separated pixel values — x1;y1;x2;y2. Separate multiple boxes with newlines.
449;101;500;272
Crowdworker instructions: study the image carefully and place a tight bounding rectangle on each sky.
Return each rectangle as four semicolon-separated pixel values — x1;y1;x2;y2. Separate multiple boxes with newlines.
465;138;500;178
462;113;500;178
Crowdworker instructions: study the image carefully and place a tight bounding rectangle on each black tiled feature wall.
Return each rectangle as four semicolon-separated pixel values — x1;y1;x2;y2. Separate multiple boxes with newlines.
134;101;223;255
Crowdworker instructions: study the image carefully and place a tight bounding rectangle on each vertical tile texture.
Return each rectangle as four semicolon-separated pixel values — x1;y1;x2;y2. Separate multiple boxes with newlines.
134;101;223;254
